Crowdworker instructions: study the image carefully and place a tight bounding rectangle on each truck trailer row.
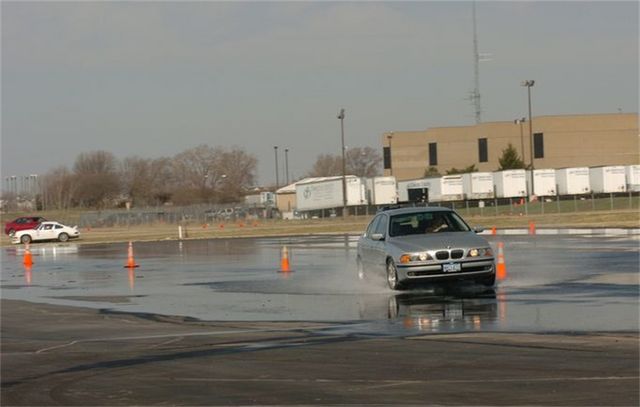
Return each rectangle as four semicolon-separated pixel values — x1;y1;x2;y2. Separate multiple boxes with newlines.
287;165;639;212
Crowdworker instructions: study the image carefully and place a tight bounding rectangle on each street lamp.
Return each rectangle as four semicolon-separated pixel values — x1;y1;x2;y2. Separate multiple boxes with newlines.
521;80;535;200
387;132;394;176
338;108;347;217
514;118;526;165
284;148;290;185
273;146;279;190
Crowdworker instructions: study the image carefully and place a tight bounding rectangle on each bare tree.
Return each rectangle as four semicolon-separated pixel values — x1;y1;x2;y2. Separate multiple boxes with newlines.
172;144;223;203
41;166;77;210
73;151;120;208
307;154;342;177
216;147;258;203
307;147;381;178
346;147;382;177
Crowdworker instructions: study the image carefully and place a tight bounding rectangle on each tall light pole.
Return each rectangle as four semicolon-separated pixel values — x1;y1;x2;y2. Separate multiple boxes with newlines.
338;108;347;217
284;148;290;185
273;146;279;189
387;132;394;176
521;80;535;199
514;118;526;164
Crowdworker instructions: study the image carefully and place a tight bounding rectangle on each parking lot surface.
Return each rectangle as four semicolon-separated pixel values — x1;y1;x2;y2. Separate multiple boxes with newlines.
2;232;638;405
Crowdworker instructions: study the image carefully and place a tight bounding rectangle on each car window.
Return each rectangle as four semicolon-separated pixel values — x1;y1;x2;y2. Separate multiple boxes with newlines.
43;224;53;230
55;225;63;229
389;211;470;237
373;215;388;236
365;216;381;238
16;218;25;224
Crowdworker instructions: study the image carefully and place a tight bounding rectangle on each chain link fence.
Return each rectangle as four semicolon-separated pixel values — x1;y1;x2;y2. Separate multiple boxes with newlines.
72;192;638;227
77;203;277;228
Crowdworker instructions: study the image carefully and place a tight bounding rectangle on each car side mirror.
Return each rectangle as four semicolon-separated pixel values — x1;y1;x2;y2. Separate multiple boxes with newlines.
473;226;484;233
371;233;385;241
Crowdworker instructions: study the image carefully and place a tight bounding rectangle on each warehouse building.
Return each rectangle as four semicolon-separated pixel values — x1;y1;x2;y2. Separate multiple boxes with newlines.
383;113;639;181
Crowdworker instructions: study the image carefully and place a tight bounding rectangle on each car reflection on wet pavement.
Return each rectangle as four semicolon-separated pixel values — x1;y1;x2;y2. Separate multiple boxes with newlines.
1;232;638;335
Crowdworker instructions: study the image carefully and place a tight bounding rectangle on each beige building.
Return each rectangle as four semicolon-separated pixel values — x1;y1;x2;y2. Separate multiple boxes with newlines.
383;113;639;181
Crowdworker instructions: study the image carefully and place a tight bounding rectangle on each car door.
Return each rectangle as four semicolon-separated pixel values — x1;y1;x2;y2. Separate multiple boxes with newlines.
370;214;389;272
38;224;56;240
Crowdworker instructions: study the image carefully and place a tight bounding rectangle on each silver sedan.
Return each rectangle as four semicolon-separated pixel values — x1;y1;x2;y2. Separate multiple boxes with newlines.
356;207;495;290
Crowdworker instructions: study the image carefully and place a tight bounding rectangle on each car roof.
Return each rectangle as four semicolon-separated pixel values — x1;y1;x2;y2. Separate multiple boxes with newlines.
378;206;454;216
40;221;61;225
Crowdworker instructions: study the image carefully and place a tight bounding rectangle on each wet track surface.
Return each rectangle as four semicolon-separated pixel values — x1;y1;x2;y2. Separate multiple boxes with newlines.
2;232;638;335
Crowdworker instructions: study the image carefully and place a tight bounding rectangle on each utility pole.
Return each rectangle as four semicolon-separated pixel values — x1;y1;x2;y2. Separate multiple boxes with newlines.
521;80;535;200
387;132;394;176
338;108;347;217
514;118;526;164
284;148;290;185
273;146;279;189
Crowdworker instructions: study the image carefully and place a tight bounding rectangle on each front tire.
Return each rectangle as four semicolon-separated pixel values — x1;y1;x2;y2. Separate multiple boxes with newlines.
58;232;69;242
20;235;32;244
386;259;402;290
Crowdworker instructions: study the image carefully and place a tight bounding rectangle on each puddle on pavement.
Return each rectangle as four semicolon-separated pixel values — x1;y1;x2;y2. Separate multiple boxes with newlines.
1;234;638;335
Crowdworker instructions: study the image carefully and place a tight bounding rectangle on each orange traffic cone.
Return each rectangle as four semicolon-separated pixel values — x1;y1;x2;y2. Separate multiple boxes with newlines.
124;241;139;268
23;243;34;267
496;242;507;281
279;245;291;273
528;221;536;235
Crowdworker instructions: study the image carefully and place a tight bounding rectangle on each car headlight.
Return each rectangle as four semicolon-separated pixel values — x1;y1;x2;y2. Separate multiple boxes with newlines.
468;247;493;257
400;252;433;264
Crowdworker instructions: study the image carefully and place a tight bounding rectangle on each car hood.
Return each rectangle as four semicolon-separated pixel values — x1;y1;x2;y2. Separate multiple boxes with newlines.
388;232;489;252
13;229;35;237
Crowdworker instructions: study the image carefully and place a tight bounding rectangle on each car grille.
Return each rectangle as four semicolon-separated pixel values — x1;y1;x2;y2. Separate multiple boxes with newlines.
451;249;464;259
435;249;464;260
435;251;449;260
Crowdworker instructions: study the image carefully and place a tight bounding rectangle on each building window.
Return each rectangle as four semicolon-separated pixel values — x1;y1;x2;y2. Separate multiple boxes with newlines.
533;132;544;159
428;143;438;165
383;147;391;169
478;138;488;162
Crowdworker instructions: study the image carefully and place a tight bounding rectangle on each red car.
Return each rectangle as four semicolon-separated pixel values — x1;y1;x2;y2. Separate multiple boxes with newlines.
4;216;46;236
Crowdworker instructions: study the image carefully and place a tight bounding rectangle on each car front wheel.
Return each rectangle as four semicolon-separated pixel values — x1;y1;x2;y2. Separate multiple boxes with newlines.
20;235;32;244
58;233;69;242
386;259;402;290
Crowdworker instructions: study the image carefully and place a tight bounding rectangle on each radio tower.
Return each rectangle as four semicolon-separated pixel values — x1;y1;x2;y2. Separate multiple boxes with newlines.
469;2;491;124
471;1;482;124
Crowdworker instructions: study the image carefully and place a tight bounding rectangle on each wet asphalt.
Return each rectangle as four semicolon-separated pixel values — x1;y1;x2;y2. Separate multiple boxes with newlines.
1;232;639;405
2;232;638;333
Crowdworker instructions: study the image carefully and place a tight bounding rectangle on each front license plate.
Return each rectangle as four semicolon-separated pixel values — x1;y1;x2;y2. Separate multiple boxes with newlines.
442;263;461;273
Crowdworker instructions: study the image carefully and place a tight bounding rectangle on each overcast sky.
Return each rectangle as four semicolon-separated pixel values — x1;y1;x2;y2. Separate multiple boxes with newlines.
2;1;638;185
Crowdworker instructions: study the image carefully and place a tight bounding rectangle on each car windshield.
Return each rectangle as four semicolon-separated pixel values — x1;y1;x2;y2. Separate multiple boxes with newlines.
389;211;470;237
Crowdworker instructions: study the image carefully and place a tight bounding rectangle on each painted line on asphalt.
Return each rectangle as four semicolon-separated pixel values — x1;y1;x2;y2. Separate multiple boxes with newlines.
175;376;639;384
479;228;640;236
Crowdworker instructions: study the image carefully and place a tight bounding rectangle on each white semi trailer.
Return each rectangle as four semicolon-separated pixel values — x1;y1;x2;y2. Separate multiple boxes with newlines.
365;176;397;206
527;169;557;196
589;166;627;193
295;176;366;211
626;165;640;192
556;167;590;195
461;172;494;199
493;170;527;198
398;175;464;203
